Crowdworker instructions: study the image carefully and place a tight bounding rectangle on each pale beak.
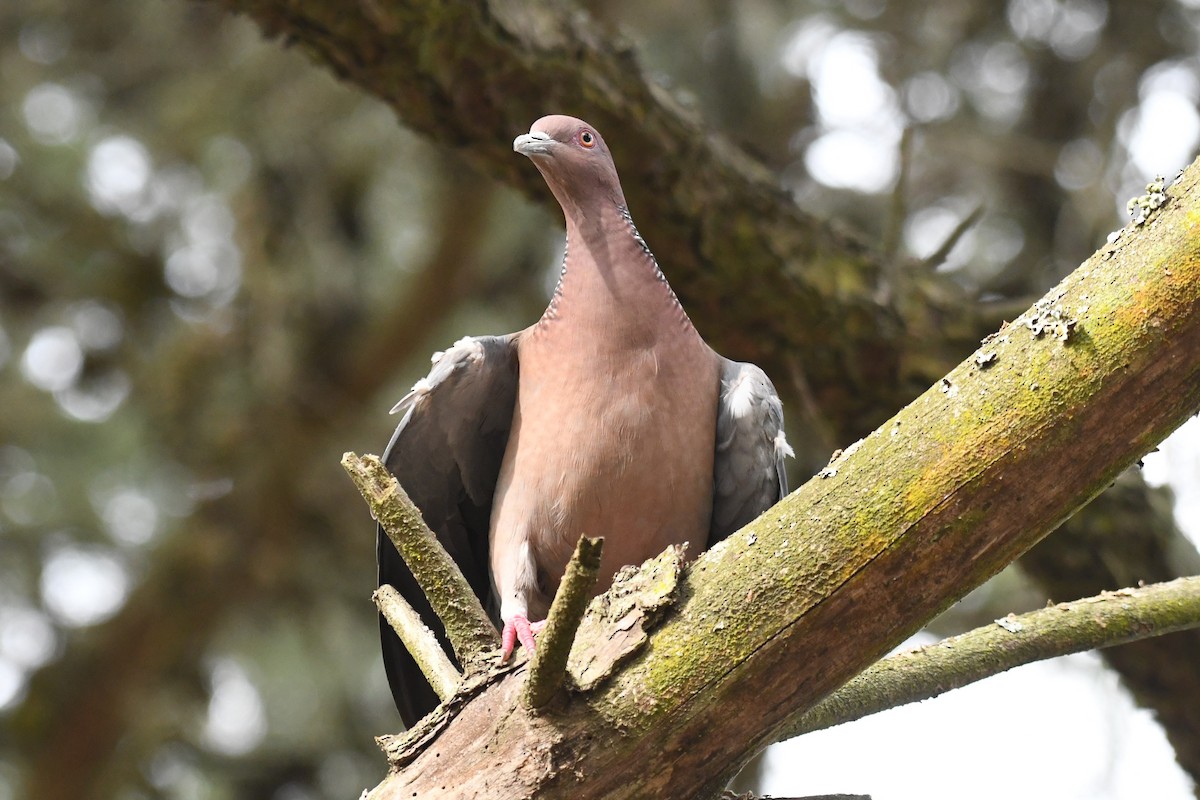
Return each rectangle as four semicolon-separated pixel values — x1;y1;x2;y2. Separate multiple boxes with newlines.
513;129;555;157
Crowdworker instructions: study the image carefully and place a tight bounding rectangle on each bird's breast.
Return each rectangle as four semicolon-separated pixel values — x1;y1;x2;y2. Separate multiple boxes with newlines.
491;329;719;615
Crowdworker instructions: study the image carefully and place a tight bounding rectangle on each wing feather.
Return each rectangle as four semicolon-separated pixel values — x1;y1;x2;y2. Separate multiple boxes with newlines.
709;358;791;544
377;334;518;726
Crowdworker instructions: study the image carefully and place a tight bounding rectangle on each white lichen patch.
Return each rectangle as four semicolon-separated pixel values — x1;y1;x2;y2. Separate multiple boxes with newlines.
1126;175;1169;226
975;351;998;368
1023;299;1077;342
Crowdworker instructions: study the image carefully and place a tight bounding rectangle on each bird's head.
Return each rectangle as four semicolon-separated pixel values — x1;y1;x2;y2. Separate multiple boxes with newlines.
514;115;626;214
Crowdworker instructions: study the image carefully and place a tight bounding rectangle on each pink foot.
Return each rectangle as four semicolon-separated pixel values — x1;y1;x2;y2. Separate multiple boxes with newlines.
500;615;547;663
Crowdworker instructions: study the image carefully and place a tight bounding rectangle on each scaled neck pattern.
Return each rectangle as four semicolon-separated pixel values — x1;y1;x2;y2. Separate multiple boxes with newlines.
539;203;687;327
541;237;570;322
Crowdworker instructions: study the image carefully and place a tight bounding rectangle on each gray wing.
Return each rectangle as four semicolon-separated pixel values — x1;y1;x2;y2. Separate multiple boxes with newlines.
378;334;518;727
709;358;792;544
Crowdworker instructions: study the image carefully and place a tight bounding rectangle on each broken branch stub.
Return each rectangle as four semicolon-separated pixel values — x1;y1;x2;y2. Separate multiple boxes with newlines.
524;536;604;710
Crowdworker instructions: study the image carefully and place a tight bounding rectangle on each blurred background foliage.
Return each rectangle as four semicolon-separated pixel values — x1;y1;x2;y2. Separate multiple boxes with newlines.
1;0;1198;798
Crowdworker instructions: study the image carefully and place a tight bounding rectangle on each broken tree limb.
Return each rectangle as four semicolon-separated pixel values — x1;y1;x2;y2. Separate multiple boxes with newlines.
525;536;604;710
778;575;1200;741
373;584;460;702
342;452;500;670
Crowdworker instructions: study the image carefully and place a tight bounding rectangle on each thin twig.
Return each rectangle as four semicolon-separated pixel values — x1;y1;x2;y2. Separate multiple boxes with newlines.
524;536;604;710
774;576;1200;743
374;584;460;701
921;203;984;271
786;353;838;458
878;125;914;303
342;452;500;670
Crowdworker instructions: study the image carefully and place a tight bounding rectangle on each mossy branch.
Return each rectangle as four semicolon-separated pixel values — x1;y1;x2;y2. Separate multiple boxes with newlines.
363;158;1200;799
778;576;1200;742
342;452;499;669
373;584;460;702
525;536;604;710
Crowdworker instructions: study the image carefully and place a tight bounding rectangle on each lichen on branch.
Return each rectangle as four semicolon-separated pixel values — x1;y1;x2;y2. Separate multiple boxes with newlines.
342;452;499;670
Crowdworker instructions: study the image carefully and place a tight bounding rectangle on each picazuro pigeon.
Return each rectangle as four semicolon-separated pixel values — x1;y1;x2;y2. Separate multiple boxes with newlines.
378;115;792;726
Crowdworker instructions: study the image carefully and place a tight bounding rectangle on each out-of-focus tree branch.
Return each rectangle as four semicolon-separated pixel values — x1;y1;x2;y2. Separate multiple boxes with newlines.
1025;475;1200;785
13;160;498;799
202;0;986;443
781;576;1200;741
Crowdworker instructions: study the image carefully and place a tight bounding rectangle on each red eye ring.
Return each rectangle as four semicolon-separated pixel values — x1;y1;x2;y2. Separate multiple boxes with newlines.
579;130;596;148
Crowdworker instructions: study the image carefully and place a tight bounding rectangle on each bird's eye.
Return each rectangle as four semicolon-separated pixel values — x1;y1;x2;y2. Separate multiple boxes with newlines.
579;130;596;148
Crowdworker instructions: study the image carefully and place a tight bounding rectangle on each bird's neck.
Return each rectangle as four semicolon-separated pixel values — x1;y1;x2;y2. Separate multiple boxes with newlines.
537;203;695;341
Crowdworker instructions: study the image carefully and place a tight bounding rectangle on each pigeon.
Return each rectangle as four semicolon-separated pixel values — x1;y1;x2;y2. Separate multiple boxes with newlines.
378;115;791;726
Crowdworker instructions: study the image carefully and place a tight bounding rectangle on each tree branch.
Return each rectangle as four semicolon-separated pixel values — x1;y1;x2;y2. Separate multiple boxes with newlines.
342;452;499;669
363;160;1200;799
1023;474;1200;783
780;576;1200;741
374;585;460;702
722;793;871;800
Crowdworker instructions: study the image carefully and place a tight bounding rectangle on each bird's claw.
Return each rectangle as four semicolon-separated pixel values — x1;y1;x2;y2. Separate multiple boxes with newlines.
500;615;546;663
